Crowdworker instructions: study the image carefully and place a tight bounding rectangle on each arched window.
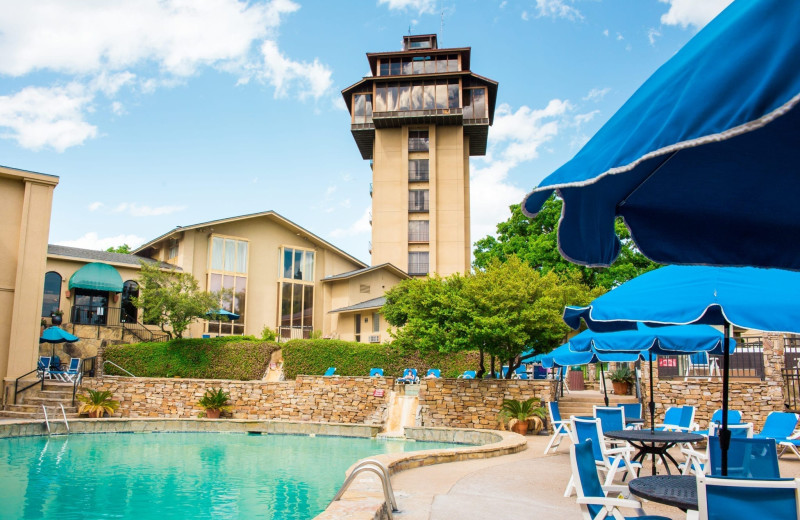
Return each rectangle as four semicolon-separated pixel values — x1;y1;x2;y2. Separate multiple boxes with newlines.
41;272;62;317
121;280;139;323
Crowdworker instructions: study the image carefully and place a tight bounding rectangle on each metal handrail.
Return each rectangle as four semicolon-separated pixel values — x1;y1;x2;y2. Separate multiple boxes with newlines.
330;459;399;518
42;405;51;435
102;360;135;377
14;368;44;404
59;404;70;433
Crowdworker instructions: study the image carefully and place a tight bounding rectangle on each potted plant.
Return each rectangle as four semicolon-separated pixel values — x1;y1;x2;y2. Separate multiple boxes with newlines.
499;397;546;435
609;365;634;395
50;310;64;326
77;389;120;418
198;387;232;419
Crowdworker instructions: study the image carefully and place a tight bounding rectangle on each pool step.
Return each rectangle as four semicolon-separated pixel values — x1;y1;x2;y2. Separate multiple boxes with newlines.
0;408;80;420
4;380;83;421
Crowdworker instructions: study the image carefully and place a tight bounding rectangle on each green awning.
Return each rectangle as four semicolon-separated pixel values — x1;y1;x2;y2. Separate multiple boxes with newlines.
68;262;124;292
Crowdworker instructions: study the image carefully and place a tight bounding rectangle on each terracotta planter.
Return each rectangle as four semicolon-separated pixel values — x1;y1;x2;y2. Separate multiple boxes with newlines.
88;410;102;418
612;381;631;395
205;409;221;419
511;420;529;435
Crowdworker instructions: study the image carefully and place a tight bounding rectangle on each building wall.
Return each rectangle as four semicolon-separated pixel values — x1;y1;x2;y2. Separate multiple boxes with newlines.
371;127;407;271
144;215;365;339
0;168;58;381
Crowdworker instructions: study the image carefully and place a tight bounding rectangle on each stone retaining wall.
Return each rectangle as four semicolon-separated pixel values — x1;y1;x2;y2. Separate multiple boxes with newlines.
82;376;558;430
418;378;557;429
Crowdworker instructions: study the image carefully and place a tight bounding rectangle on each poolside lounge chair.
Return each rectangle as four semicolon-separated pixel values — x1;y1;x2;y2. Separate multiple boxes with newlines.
424;369;440;379
458;370;476;379
753;411;800;458
684;351;720;380
323;367;336;377
681;423;753;475
696;409;743;437
697;474;800;520
569;439;670;520
544;401;571;454
369;368;384;377
396;368;418;384
511;366;529;380
565;417;640;497
37;356;51;379
655;405;697;432
51;358;82;382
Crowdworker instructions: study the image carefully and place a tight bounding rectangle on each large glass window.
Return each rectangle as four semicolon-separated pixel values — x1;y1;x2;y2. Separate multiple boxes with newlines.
463;87;488;119
352;93;373;124
408;252;430;276
41;271;62;317
409;221;430;242
121;280;139;323
409;130;429;152
278;247;315;339
372;312;380;334
409;190;429;212
409;159;429;182
208;236;248;334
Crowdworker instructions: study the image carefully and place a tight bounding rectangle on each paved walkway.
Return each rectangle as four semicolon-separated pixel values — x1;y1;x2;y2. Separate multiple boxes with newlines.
391;433;800;520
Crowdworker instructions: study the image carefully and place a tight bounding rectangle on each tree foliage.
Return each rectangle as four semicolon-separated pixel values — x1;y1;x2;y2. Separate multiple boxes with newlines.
382;256;603;377
132;262;222;339
473;197;659;289
106;244;132;254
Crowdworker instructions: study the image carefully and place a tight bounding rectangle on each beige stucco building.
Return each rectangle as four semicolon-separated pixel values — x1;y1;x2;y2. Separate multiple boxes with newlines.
342;34;497;277
0;166;58;383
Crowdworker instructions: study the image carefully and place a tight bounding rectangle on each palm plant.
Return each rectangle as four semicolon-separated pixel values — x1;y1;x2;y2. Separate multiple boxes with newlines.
499;397;546;433
77;389;120;418
198;388;232;415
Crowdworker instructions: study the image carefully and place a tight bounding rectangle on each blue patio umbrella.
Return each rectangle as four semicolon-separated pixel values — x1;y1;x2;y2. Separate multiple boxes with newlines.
206;309;240;320
40;326;79;368
564;265;800;474
521;0;800;270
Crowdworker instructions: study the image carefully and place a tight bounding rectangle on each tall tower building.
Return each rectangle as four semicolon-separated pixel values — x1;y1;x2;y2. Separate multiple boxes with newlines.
342;34;497;277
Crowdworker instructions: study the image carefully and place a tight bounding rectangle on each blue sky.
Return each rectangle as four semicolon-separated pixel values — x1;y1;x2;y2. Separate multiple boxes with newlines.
0;0;732;264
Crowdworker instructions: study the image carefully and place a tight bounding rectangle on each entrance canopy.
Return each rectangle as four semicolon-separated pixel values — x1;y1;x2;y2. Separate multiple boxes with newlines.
68;263;123;292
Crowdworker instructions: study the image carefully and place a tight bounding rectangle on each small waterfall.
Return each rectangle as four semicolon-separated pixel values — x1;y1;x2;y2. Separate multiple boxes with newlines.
378;390;419;438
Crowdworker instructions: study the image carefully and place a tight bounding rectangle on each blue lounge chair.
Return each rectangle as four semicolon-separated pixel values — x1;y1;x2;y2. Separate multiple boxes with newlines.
696;409;743;437
51;357;82;382
708;436;780;479
569;440;669;520
754;412;800;458
37;356;51;379
565;417;640;497
544;401;571;454
369;368;384;377
511;366;529;380
697;474;800;520
323;367;336;377
656;405;697;432
396;368;418;384
424;368;440;379
458;370;476;379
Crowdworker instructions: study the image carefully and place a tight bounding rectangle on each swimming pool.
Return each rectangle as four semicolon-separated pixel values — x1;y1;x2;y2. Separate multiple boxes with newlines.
0;432;461;520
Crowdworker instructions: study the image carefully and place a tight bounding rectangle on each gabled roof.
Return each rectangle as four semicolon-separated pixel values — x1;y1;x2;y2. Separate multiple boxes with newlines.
321;263;408;282
133;210;367;269
48;245;177;270
329;296;386;314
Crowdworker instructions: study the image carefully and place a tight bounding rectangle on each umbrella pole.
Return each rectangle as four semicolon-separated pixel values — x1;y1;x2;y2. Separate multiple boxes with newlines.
649;351;655;432
720;320;732;477
599;362;609;406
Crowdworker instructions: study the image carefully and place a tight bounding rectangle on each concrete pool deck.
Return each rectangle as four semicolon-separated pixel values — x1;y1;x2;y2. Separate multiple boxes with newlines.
390;433;800;520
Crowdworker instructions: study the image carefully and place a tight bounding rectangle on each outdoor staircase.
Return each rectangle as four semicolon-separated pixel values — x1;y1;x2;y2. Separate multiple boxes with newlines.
556;390;639;418
0;381;80;420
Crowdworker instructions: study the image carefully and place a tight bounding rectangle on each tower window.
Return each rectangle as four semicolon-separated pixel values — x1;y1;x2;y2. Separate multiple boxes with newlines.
409;130;429;151
409;190;429;212
408;252;429;275
409;159;429;182
409;221;429;242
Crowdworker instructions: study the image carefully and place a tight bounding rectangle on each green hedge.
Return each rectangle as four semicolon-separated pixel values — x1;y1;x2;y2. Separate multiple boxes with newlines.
103;336;279;380
281;339;482;379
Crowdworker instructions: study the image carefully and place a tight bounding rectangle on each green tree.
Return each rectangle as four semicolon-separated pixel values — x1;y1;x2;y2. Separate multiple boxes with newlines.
132;262;222;340
106;244;132;254
473;196;659;289
383;256;602;378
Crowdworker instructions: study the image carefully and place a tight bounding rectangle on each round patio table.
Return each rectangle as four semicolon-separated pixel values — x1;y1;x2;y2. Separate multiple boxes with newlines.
629;475;698;512
604;429;703;475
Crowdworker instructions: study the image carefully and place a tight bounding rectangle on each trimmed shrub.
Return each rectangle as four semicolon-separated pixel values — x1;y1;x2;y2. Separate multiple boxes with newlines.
281;339;482;379
103;337;279;380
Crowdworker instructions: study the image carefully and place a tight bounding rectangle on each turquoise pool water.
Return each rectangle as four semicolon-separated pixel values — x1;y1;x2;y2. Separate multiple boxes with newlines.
0;432;460;520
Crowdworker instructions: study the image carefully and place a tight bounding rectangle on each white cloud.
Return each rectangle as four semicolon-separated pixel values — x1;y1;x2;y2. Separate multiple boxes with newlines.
659;0;732;29
88;202;104;211
377;0;437;15
499;1;508;8
0;83;97;152
573;110;599;127
256;40;333;100
616;32;624;41
56;232;146;251
112;203;187;217
470;100;572;240
583;87;610;102
603;29;609;37
647;27;662;46
521;11;529;21
534;0;583;21
329;207;371;238
111;102;126;116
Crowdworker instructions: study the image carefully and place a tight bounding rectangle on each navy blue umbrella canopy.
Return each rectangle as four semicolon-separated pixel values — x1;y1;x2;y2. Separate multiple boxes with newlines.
521;0;800;270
